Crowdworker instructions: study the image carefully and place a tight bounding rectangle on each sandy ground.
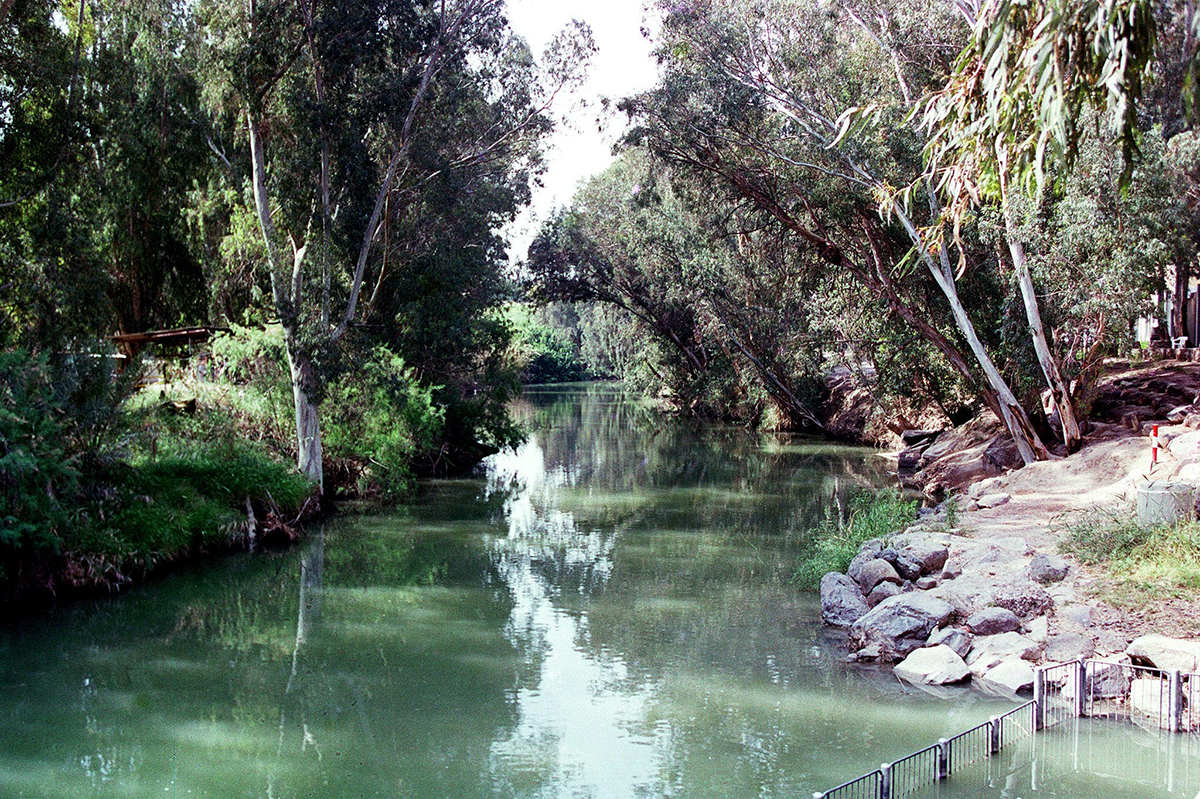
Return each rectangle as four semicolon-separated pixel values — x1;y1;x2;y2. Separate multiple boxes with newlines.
947;419;1200;648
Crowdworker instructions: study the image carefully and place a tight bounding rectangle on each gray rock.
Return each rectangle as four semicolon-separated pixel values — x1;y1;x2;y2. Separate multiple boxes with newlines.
820;572;870;628
915;576;938;590
1026;615;1049;644
901;429;941;446
977;493;1011;509
1059;604;1094;630
866;581;902;608
979;659;1036;696
856;644;884;661
1045;631;1095;663
893;553;923;581
927;627;973;659
991;580;1052;619
857;559;902;595
966;632;1041;676
1029;553;1070;584
1089;656;1133;698
900;541;950;575
966;607;1022;636
894;645;971;685
940;559;963;580
847;540;885;583
850;593;955;659
1126;634;1200;672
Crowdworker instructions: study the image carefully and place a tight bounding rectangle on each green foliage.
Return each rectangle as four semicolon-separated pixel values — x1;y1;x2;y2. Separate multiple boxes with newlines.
506;304;588;384
1056;507;1155;564
0;347;135;555
793;491;917;589
324;347;444;498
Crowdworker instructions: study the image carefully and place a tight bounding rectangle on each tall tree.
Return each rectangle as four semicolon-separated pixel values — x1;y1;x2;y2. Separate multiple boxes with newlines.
205;0;591;491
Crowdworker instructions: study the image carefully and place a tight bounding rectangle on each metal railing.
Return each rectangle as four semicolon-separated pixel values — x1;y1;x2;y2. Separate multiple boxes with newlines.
813;658;1200;799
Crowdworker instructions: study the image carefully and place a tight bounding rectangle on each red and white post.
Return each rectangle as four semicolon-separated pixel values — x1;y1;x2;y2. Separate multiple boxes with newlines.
1150;424;1160;470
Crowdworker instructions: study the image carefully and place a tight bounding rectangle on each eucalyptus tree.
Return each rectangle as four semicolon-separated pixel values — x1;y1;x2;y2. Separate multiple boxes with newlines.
913;0;1159;451
202;0;591;491
625;0;1054;463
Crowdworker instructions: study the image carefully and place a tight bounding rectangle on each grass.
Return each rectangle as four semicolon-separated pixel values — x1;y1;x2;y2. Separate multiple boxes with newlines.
793;491;917;589
1056;508;1200;605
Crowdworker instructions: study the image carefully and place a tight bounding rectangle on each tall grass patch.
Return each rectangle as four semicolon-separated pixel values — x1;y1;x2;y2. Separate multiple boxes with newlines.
1057;508;1200;605
793;491;917;589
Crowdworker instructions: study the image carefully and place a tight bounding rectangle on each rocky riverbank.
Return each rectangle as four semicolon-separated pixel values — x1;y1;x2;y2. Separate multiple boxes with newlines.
821;363;1200;695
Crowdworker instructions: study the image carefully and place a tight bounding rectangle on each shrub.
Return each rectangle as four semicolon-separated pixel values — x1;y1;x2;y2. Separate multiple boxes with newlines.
793;491;917;589
324;346;444;497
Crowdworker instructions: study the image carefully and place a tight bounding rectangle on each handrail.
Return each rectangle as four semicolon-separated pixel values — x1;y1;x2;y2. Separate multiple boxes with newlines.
812;658;1200;799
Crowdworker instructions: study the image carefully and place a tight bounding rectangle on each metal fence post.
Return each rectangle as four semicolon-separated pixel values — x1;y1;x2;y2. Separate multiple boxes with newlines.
989;715;1001;754
1170;669;1183;732
880;762;892;799
937;738;949;780
1033;667;1045;731
1074;659;1087;717
812;793;823;799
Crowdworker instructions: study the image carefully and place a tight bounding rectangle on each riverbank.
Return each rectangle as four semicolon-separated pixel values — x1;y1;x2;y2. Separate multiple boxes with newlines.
822;358;1200;694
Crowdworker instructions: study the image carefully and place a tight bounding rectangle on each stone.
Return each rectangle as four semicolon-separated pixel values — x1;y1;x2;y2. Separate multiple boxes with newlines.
991;580;1052;619
847;541;885;583
1123;411;1143;433
927;627;973;660
856;644;883;661
901;429;941;446
856;559;902;595
966;607;1022;636
1126;634;1200;672
894;645;971;685
1045;631;1095;663
893;553;923;581
820;572;870;628
850;593;956;659
979;659;1036;696
966;632;1041;676
1168;405;1194;423
1029;553;1070;585
1026;615;1049;644
915;576;938;590
976;492;1011;509
1130;677;1170;720
941;560;963;580
867;581;902;608
1088;656;1133;698
898;444;928;471
1186;413;1200;431
898;541;950;575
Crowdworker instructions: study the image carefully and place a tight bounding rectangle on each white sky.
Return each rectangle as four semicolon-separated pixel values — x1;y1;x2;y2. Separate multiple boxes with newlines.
504;0;660;266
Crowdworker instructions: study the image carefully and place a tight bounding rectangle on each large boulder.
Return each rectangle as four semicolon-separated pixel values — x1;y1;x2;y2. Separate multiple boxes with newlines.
899;540;950;576
847;540;885;583
1126;634;1200;672
979;659;1036;696
820;572;870;628
928;627;973;659
966;607;1021;636
966;632;1041;677
850;593;955;659
857;559;902;595
894;645;971;685
1029;553;1070;585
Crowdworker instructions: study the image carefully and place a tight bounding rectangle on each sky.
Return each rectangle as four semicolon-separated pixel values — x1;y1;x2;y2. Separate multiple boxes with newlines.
503;0;660;266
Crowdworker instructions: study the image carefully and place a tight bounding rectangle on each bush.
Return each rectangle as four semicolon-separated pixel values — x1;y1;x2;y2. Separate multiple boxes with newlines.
1056;507;1152;565
323;346;444;498
793;491;917;589
0;347;135;558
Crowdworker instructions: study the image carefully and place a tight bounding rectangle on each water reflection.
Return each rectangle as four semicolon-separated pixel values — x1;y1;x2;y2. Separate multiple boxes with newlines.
0;383;1046;799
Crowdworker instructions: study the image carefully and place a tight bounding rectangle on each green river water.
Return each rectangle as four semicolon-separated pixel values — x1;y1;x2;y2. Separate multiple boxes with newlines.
0;383;1193;798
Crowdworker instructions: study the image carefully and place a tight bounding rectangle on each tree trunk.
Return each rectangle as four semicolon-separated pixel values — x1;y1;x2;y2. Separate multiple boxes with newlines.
1006;234;1083;452
923;256;1051;465
287;345;324;494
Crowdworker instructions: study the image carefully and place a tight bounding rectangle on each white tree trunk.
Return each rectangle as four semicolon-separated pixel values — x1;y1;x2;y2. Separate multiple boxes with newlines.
287;346;324;494
924;259;1050;465
1006;235;1083;452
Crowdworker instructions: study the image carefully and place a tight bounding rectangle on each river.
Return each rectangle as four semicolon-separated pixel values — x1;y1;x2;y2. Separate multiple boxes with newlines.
0;383;1191;798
